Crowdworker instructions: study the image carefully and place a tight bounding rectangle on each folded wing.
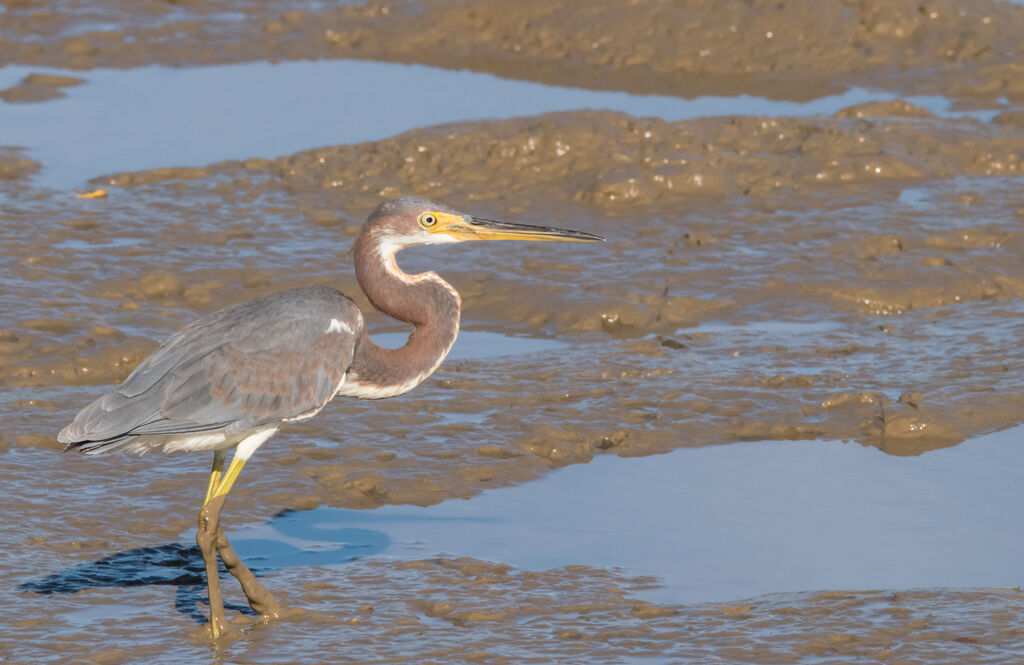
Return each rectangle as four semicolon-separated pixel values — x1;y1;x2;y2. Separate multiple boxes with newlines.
59;286;363;454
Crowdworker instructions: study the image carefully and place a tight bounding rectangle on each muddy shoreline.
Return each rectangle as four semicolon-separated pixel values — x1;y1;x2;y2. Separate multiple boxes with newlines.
3;0;1024;103
3;3;1024;662
8;556;1024;664
3;106;1023;513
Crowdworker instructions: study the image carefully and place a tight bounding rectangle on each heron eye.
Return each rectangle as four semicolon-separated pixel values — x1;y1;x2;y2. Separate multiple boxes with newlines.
420;213;438;228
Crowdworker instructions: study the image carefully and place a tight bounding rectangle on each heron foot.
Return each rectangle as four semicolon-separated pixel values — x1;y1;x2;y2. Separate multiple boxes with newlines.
196;499;229;637
205;613;232;640
213;527;283;620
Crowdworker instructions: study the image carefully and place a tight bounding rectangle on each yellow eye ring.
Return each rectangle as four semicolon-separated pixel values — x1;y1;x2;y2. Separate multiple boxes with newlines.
419;213;438;228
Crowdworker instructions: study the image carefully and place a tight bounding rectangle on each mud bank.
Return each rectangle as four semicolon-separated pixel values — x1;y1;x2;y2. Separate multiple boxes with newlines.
101;107;1024;207
9;550;1024;665
2;108;1022;513
3;0;1024;102
6;426;1024;663
0;146;40;179
10;555;1024;665
4;4;1024;662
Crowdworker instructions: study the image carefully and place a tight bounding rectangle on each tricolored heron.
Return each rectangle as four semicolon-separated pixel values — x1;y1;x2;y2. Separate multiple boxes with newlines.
58;196;603;637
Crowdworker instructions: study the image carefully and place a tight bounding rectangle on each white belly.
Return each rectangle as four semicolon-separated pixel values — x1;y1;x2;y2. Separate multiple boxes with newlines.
120;425;279;457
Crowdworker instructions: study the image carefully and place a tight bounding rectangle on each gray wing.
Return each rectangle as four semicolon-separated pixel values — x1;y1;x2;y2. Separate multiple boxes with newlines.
59;286;363;453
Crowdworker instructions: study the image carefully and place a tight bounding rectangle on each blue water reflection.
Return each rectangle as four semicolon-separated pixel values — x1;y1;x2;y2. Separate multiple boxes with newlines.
0;59;989;189
236;426;1024;604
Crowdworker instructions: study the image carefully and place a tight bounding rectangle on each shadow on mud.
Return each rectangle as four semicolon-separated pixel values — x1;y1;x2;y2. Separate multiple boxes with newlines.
17;512;389;624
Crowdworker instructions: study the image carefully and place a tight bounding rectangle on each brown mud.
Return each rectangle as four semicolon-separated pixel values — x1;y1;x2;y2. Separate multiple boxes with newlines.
3;0;1024;102
7;556;1024;664
2;113;1023;665
0;71;84;103
0;146;40;179
3;110;1023;504
3;2;1024;663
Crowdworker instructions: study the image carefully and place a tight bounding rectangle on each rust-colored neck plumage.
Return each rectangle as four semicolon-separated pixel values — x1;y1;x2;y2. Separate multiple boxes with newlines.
343;228;461;398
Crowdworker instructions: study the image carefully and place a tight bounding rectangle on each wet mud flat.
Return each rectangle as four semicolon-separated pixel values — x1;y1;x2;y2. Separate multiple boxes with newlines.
3;1;1024;662
3;0;1024;103
8;561;1024;664
7;428;1024;662
4;109;1023;474
9;58;999;192
6;426;1024;664
2;101;1024;661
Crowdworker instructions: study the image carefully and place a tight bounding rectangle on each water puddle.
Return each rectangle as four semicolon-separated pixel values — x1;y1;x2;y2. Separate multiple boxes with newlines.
225;426;1024;605
61;601;153;627
0;59;993;189
372;329;568;361
898;184;934;208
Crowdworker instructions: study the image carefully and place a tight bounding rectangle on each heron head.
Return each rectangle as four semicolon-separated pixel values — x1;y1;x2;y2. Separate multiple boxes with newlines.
364;196;605;249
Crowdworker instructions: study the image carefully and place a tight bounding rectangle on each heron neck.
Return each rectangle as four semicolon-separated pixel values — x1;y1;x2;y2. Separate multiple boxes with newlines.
346;234;461;398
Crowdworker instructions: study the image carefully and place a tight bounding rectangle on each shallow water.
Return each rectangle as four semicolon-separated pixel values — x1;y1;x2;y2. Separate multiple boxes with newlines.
0;59;995;189
228;426;1024;605
375;329;567;361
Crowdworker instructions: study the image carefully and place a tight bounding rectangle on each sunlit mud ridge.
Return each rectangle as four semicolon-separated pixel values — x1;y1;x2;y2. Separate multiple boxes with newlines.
7;552;1024;664
102;107;1024;205
2;0;1024;102
2;107;1022;515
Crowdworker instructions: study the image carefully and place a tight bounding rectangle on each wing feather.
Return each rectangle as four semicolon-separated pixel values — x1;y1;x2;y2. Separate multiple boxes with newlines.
59;287;363;450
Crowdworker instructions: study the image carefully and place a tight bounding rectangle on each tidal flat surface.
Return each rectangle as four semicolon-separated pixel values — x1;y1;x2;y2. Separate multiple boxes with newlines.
3;2;1024;663
0;59;997;190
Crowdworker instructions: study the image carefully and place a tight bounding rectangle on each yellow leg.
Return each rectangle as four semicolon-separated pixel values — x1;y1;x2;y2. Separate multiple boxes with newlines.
199;448;282;625
210;453;249;500
203;450;227;505
198;450;229;638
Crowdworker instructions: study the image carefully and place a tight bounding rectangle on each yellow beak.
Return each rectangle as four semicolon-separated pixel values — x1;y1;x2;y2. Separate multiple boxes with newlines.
449;217;605;243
